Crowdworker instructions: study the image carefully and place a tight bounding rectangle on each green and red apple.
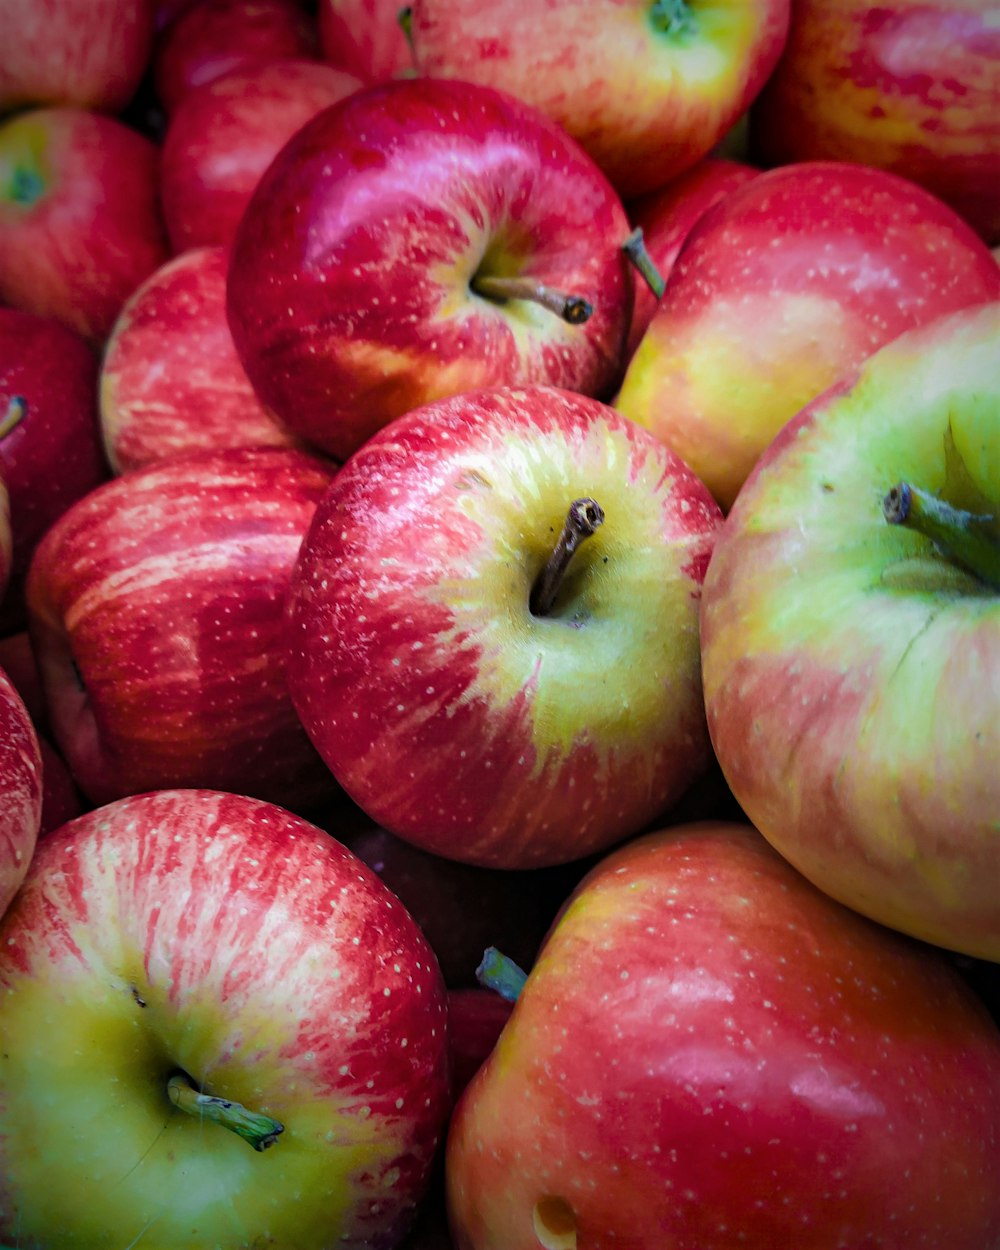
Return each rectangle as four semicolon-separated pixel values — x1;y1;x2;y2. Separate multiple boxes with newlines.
700;298;1000;959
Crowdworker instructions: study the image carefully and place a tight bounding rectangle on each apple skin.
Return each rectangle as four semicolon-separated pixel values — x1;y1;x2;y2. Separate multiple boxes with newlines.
624;155;759;360
26;445;341;811
0;107;169;346
286;384;723;870
36;734;84;836
99;246;302;474
318;0;416;82
0;662;42;919
0;787;452;1248
0;470;10;606
152;0;320;115
226;76;636;462
0;309;109;581
446;821;1000;1250
615;159;1000;510
0;0;154;114
700;300;1000;960
749;0;1000;245
160;58;364;252
407;0;789;199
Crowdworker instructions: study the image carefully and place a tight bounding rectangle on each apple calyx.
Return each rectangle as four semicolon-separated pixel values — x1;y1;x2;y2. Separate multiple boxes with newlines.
883;481;1000;591
476;946;528;1002
0;395;26;440
470;273;594;325
622;227;666;300
167;1072;285;1152
530;496;605;616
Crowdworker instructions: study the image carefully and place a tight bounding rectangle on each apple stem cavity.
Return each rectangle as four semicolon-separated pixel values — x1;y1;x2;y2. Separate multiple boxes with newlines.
622;227;666;300
883;481;1000;591
477;946;528;1002
530;497;605;617
167;1072;284;1152
0;395;26;440
470;273;593;325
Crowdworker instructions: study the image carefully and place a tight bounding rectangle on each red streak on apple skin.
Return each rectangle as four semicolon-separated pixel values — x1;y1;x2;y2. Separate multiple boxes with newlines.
26;446;339;809
227;76;634;461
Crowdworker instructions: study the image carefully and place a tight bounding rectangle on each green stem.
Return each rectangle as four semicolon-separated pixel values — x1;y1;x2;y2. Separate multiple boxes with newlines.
882;481;1000;591
477;947;528;1002
622;227;665;300
471;273;593;325
167;1072;284;1152
649;0;696;38
530;497;605;616
0;395;26;440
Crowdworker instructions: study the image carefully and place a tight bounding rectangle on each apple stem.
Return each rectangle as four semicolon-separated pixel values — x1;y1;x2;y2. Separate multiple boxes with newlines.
622;227;666;300
477;946;528;1002
470;273;593;325
530;497;605;616
650;0;697;38
882;482;1000;591
167;1072;284;1152
0;395;26;440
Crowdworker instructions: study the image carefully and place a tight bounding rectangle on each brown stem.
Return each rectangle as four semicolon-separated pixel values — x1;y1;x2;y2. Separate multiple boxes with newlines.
883;481;1000;590
530;498;605;616
471;274;593;325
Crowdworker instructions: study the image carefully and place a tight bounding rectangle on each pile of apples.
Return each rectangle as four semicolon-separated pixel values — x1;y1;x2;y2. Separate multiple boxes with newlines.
1;1;998;1247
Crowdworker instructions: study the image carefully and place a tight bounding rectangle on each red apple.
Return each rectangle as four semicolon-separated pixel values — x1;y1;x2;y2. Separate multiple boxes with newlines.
153;0;320;115
446;821;1000;1249
0;309;109;580
0;630;45;728
37;734;84;836
625;155;759;359
0;469;10;606
160;57;364;251
615;159;1000;509
286;384;723;869
749;0;1000;245
407;0;790;199
0;0;155;114
0;107;169;345
446;988;513;1100
26;445;340;810
227;76;637;462
0;662;42;917
99;246;302;473
699;299;1000;960
0;787;451;1247
318;0;416;82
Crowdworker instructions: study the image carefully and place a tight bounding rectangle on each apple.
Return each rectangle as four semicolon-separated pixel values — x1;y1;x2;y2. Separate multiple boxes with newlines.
339;824;569;987
0;107;169;346
26;444;341;811
0;787;452;1248
227;76;637;462
446;821;1000;1249
446;988;514;1101
624;155;758;360
0;662;42;918
37;733;84;836
0;469;10;606
99;246;302;474
0;630;45;728
406;0;789;199
700;299;1000;960
160;58;364;252
153;0;320;115
614;159;1000;510
0;0;154;114
749;0;1000;245
318;0;416;82
286;384;723;869
0;308;109;583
